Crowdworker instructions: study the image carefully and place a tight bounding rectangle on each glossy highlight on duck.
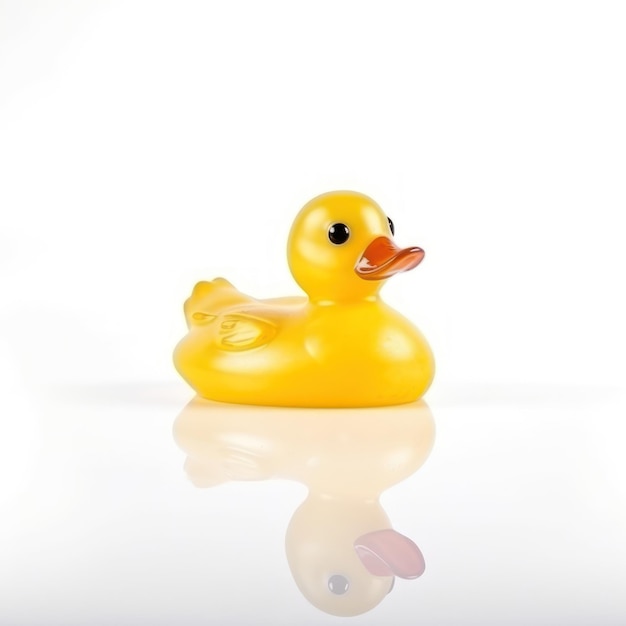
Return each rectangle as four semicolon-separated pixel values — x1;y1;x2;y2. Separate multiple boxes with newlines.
173;191;434;407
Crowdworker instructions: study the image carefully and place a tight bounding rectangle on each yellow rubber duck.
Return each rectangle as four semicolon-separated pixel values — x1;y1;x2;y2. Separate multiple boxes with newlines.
174;191;434;407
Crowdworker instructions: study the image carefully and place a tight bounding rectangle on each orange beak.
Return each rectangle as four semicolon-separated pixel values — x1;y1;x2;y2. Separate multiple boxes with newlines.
355;236;425;280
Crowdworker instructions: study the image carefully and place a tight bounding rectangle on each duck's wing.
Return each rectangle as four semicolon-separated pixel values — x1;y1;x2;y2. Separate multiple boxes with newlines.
184;278;255;328
217;312;277;351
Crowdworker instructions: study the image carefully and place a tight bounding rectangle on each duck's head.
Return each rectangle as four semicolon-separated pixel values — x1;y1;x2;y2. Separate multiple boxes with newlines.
287;191;424;303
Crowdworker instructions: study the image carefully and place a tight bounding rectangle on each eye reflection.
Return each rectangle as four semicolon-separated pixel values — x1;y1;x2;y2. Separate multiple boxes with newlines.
328;574;350;595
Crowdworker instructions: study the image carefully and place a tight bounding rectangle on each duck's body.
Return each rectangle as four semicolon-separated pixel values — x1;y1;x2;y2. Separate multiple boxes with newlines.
174;191;434;407
174;280;433;407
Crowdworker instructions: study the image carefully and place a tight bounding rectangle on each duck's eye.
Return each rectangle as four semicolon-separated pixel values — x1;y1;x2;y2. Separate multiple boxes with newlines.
388;217;395;236
328;223;350;245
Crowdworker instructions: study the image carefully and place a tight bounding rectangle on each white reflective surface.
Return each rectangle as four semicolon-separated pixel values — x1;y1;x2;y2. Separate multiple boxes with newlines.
1;383;625;625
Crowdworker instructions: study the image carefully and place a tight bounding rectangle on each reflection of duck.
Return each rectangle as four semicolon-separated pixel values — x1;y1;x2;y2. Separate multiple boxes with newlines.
173;191;434;407
173;397;435;616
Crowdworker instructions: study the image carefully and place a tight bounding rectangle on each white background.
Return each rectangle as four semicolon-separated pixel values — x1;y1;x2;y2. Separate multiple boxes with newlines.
1;2;626;624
